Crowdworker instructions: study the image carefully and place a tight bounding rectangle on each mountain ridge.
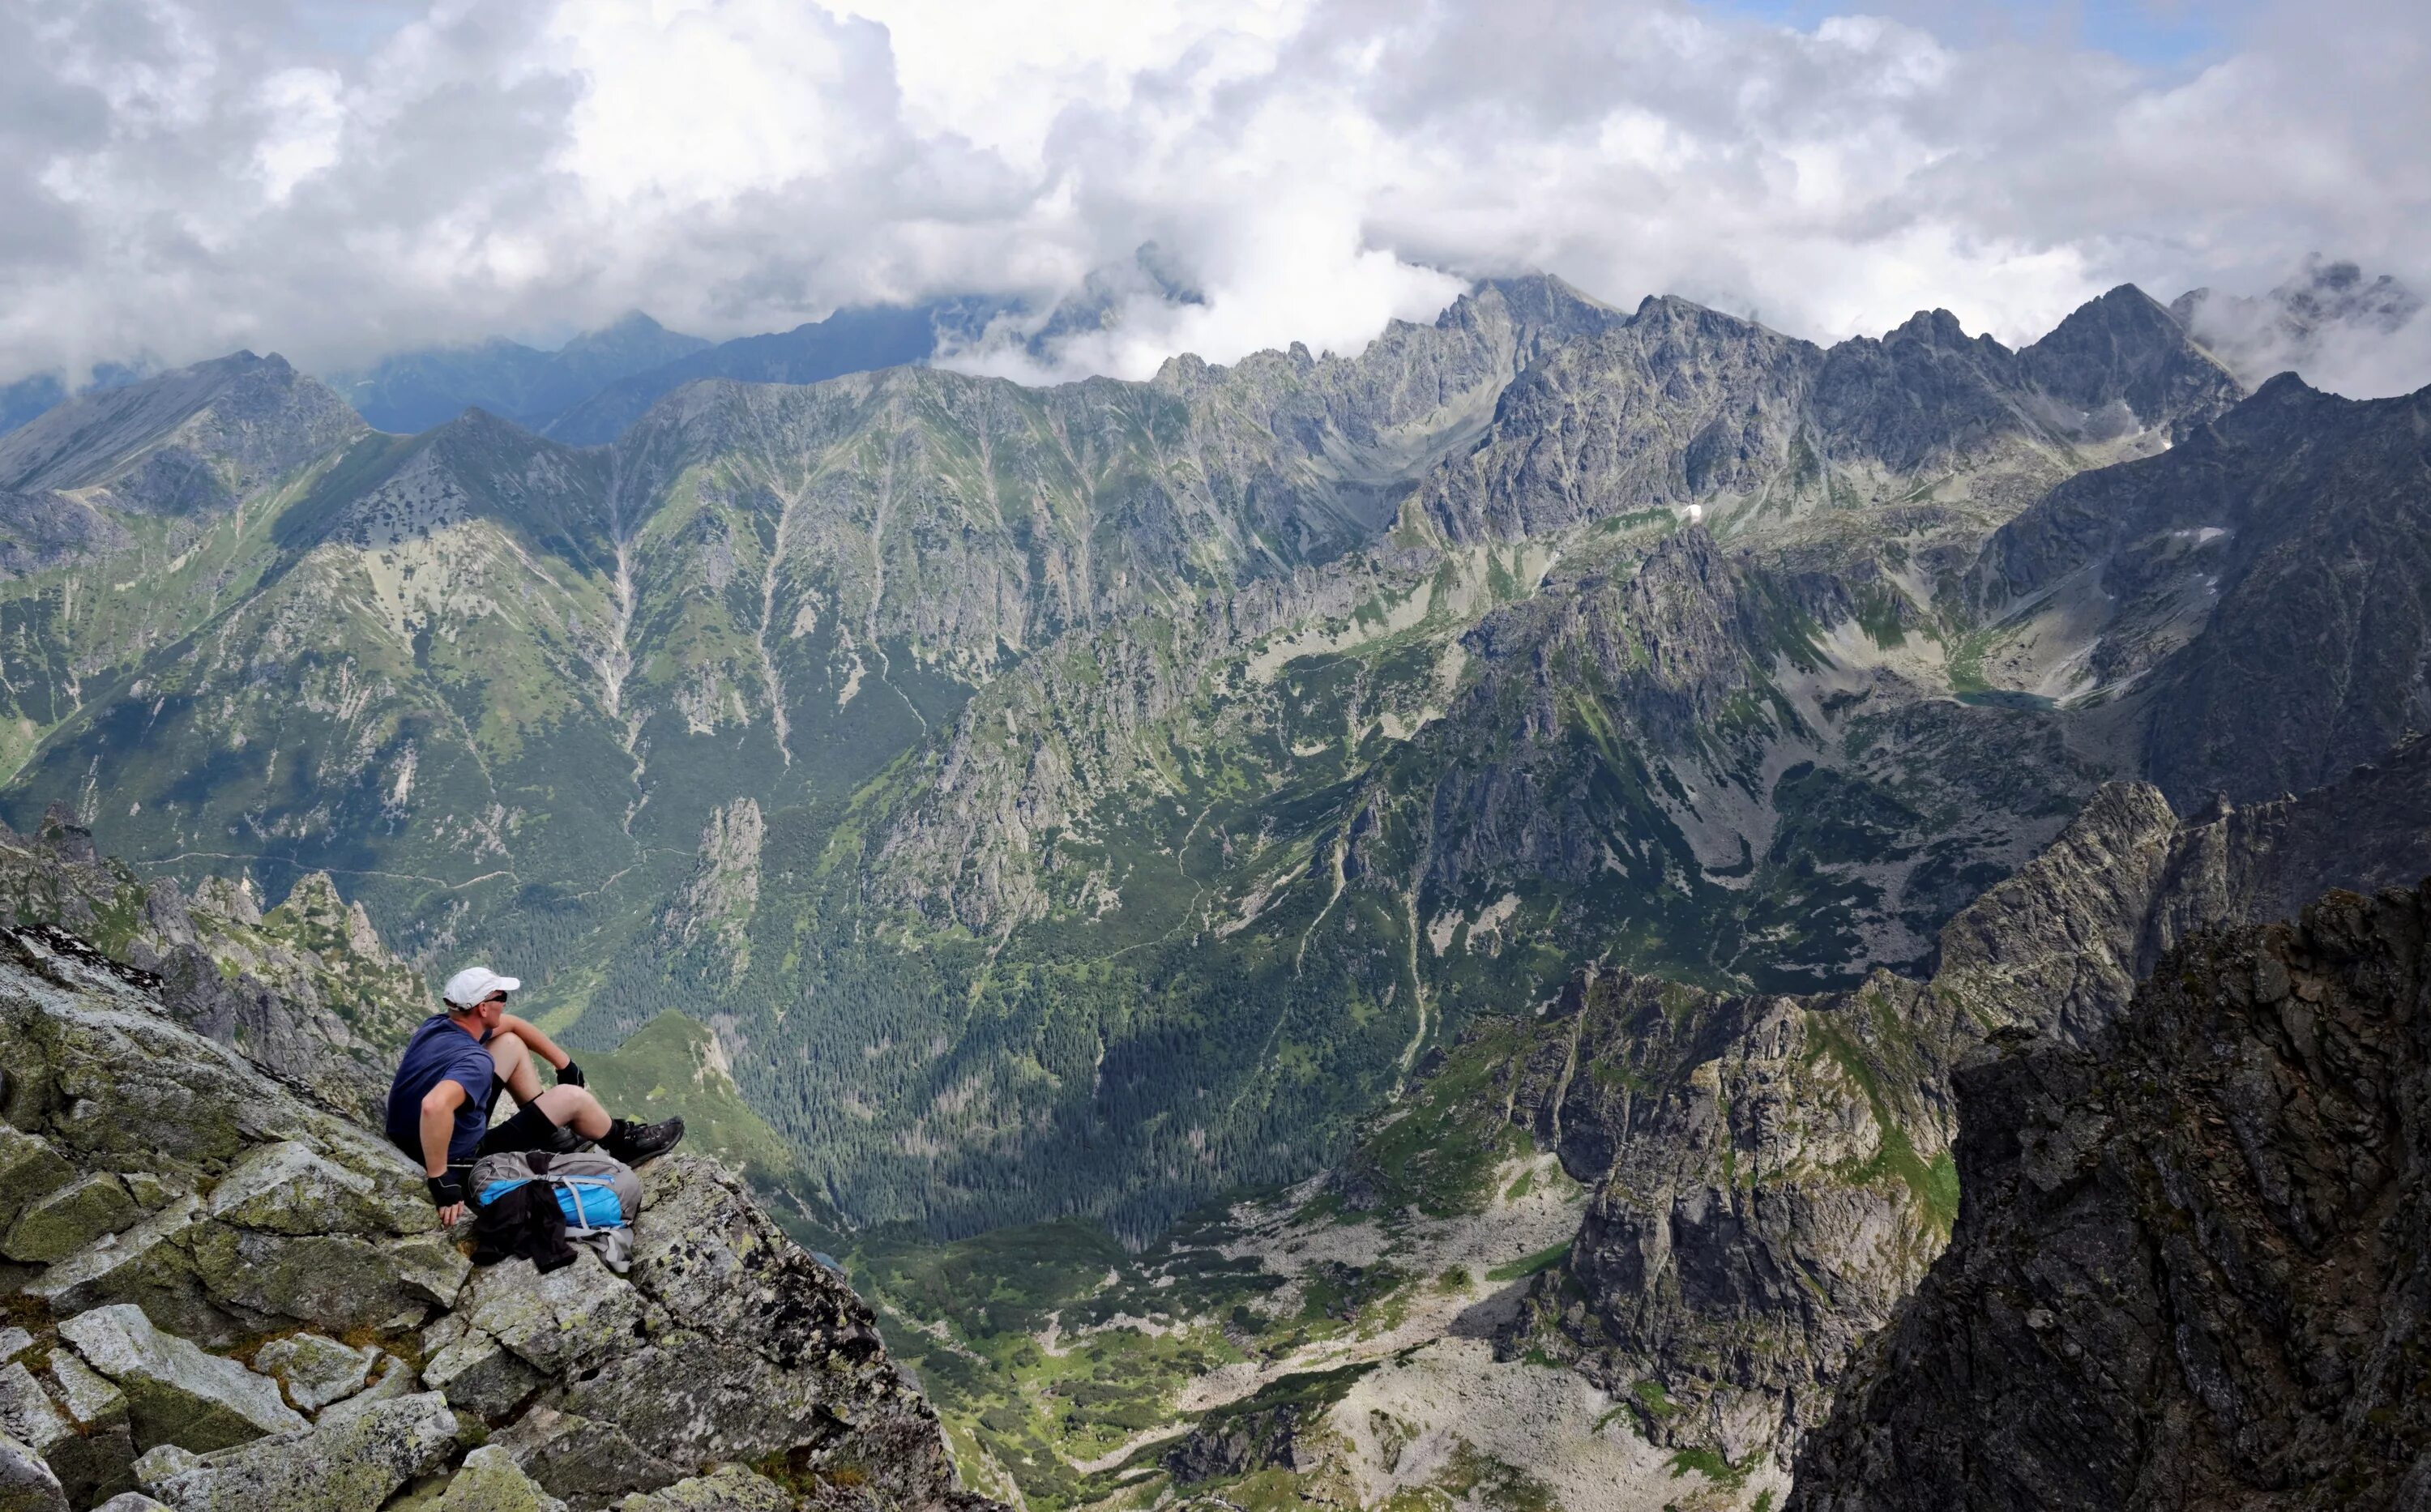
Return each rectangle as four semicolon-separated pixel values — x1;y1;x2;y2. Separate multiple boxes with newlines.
0;274;2423;1241
327;313;712;436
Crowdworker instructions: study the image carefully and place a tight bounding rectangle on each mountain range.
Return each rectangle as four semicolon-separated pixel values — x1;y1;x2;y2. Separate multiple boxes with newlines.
4;256;2415;451
0;271;2423;1252
0;251;2427;1512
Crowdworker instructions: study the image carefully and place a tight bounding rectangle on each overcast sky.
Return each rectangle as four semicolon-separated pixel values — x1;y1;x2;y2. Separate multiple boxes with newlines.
5;0;2426;393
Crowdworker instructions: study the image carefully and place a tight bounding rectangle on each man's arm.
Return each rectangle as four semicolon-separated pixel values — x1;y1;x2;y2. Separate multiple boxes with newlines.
420;1080;469;1224
497;1013;581;1083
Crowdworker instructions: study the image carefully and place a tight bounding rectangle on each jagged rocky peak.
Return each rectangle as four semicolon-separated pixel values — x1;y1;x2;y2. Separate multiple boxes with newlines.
1476;271;1628;340
1790;876;2431;1510
0;352;364;515
1931;734;2431;1047
1413;276;2241;545
0;872;997;1511
2012;282;2241;430
1880;307;1976;349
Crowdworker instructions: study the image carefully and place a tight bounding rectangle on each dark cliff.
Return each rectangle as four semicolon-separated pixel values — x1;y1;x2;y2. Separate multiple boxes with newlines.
1791;879;2431;1510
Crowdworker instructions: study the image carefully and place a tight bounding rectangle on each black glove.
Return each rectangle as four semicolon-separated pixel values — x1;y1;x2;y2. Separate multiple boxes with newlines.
556;1060;586;1087
426;1173;466;1210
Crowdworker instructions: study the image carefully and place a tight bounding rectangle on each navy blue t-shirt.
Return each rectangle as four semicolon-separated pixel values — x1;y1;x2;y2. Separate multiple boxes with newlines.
385;1015;500;1166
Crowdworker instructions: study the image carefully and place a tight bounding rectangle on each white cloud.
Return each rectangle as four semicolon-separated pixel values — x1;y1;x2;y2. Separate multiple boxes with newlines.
0;0;2425;394
252;66;345;201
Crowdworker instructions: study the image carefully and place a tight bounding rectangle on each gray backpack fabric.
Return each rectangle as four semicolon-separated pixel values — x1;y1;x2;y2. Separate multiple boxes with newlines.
469;1148;643;1272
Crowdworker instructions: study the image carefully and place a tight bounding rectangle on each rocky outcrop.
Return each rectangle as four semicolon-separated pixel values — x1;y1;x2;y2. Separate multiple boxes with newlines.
1491;748;2431;1483
0;808;429;1123
1490;968;1964;1466
1933;735;2431;1046
0;907;996;1512
656;799;765;980
1161;1403;1306;1484
0;493;132;581
1790;880;2431;1510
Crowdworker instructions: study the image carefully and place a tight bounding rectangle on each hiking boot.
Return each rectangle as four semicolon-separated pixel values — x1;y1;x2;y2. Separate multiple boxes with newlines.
603;1116;685;1165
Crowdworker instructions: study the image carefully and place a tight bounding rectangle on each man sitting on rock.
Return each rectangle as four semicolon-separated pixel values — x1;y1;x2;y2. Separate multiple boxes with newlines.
387;965;683;1222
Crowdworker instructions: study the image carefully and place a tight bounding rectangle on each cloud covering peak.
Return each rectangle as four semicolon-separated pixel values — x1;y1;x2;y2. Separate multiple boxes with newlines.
4;0;2427;393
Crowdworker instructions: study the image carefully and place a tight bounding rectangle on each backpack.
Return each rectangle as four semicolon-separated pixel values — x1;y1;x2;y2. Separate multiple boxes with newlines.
468;1150;643;1272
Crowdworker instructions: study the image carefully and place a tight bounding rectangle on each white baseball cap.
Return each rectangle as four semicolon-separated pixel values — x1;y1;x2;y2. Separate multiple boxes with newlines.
442;966;521;1008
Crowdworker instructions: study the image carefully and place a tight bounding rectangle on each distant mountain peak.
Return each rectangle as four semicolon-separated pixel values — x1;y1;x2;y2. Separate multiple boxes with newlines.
1882;307;1976;349
326;312;710;435
0;350;360;503
2170;255;2424;394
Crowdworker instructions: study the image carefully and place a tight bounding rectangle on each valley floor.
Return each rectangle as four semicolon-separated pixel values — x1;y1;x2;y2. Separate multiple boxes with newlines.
824;1108;1775;1512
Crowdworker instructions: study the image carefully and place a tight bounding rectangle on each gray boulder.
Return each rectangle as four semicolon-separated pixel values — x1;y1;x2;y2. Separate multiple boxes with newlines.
45;1350;137;1504
0;1366;68;1463
460;1254;647;1378
429;1445;570;1512
421;1334;542;1425
310;1356;417;1430
58;1305;305;1451
0;1129;73;1235
3;1171;137;1262
0;1355;134;1506
616;1467;792;1511
181;1224;464;1336
138;1390;459;1511
250;1335;373;1413
0;1431;66;1512
490;1407;681;1511
203;1142;421;1237
21;1197;223;1342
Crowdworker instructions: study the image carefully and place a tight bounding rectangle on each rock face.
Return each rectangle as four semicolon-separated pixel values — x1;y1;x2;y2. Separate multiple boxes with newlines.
1933;735;2431;1047
1790;880;2431;1510
1493;967;1964;1467
0;899;997;1512
1492;748;2431;1483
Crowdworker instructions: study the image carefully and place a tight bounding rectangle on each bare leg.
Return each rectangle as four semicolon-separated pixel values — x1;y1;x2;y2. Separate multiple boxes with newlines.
487;1031;548;1106
532;1085;612;1140
488;1034;612;1138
